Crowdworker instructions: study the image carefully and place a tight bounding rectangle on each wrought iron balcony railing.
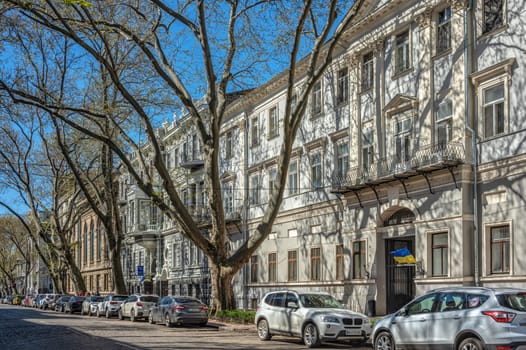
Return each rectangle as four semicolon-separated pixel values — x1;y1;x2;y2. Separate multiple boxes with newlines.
331;142;465;192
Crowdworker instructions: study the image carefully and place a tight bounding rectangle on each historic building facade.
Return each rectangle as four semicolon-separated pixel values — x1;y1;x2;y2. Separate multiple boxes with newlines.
118;0;526;316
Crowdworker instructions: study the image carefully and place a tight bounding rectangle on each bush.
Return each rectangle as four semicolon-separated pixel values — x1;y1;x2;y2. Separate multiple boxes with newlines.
213;309;256;324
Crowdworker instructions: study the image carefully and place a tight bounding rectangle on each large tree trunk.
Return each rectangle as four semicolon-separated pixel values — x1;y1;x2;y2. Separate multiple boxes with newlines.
209;261;238;312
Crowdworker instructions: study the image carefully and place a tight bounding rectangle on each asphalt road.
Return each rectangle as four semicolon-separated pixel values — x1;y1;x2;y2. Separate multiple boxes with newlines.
0;304;372;350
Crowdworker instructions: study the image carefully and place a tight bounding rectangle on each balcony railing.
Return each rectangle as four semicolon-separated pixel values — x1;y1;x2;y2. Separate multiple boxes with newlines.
331;142;465;192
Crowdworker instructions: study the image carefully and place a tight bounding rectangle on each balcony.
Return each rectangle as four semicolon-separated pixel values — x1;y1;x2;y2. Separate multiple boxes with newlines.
331;142;465;193
180;155;204;171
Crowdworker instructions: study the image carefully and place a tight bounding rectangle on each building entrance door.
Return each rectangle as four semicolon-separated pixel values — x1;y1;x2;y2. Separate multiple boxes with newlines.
386;239;415;314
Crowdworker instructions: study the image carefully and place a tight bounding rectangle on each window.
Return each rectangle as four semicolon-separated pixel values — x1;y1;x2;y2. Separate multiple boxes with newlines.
337;68;349;105
336;244;345;280
90;222;95;262
250;174;260;205
394;118;413;163
223;182;233;214
483;0;504;34
407;293;438;315
290;94;298;114
288;250;298;281
250;255;258;283
183;141;189;162
362;129;374;173
310;152;323;188
268;167;277;196
436;98;453;145
192;134;199;160
251;116;259;147
336;141;349;179
312;81;322;115
483;83;505;138
97;223;102;260
437;7;451;53
268;253;277;282
362;52;374;91
268;106;279;139
288;160;298;195
490;225;510;274
310;247;321;281
352;240;366;279
395;30;411;74
225;130;233;159
432;232;448;276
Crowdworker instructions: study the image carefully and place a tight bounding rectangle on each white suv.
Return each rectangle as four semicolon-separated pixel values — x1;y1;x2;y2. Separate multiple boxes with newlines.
255;290;371;348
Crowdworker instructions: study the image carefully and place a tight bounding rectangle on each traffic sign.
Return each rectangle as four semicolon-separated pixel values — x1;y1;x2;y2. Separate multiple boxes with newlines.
137;265;144;276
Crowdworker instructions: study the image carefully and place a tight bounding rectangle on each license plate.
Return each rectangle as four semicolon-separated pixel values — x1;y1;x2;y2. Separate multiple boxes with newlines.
345;329;360;336
188;308;200;312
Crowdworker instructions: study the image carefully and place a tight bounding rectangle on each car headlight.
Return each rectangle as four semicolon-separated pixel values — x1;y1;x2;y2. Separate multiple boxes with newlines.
321;316;340;323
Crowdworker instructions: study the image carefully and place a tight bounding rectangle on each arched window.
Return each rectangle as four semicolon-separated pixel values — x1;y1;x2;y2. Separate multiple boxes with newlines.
384;208;415;226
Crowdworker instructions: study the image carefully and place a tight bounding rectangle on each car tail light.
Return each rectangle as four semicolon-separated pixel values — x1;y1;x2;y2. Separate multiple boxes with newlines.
136;302;142;307
110;301;118;305
483;311;516;323
201;305;208;311
172;305;185;311
496;346;512;350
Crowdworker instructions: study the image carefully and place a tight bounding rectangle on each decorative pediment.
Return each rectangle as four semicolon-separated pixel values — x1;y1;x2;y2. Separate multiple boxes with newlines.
384;94;418;116
220;171;236;182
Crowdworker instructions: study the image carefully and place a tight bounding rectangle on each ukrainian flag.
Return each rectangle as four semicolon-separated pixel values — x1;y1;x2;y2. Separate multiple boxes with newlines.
390;247;416;264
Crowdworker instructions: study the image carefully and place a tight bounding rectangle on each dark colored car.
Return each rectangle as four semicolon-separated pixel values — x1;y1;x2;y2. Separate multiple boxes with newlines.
65;295;86;314
81;295;104;316
55;295;72;312
148;296;208;327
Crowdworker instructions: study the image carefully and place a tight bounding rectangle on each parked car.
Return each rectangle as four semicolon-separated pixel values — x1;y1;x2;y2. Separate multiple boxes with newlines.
65;295;86;314
22;295;34;307
119;294;159;322
148;296;208;327
97;294;128;318
372;287;526;350
255;290;371;348
12;295;24;305
41;294;60;310
55;295;72;312
80;295;104;316
32;294;44;308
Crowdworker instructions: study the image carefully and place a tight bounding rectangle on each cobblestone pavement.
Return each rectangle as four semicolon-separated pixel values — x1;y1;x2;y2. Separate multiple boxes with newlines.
0;304;372;350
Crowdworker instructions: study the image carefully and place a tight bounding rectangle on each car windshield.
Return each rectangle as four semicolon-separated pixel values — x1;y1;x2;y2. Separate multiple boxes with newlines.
113;295;128;301
299;294;343;308
497;293;526;311
91;296;103;302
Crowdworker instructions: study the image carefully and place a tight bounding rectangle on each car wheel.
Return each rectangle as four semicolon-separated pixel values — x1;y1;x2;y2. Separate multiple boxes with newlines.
130;309;136;322
105;309;110;318
374;331;395;350
257;319;272;341
165;313;172;327
148;312;154;324
303;323;320;348
459;337;484;350
118;309;124;320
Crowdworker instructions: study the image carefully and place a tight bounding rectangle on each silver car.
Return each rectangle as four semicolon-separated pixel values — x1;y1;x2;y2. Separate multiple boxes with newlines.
97;294;128;318
148;296;208;327
255;290;371;348
372;287;526;350
118;294;159;322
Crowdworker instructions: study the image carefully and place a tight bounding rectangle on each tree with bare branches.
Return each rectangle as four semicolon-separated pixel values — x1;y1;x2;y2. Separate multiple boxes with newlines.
0;0;367;310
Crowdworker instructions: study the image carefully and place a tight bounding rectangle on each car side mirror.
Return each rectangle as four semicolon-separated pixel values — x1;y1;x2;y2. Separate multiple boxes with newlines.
397;307;408;317
287;301;298;309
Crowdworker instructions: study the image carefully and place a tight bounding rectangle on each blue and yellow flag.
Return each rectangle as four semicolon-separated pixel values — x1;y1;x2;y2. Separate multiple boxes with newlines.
390;247;416;264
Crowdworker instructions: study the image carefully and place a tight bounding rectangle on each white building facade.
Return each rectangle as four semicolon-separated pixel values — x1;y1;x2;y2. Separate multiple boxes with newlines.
121;0;526;316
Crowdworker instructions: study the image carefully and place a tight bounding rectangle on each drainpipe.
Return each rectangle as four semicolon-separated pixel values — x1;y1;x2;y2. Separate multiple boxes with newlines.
464;0;479;287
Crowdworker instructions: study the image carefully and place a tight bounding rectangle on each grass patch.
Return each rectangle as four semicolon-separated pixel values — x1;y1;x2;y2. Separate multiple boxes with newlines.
212;309;256;324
